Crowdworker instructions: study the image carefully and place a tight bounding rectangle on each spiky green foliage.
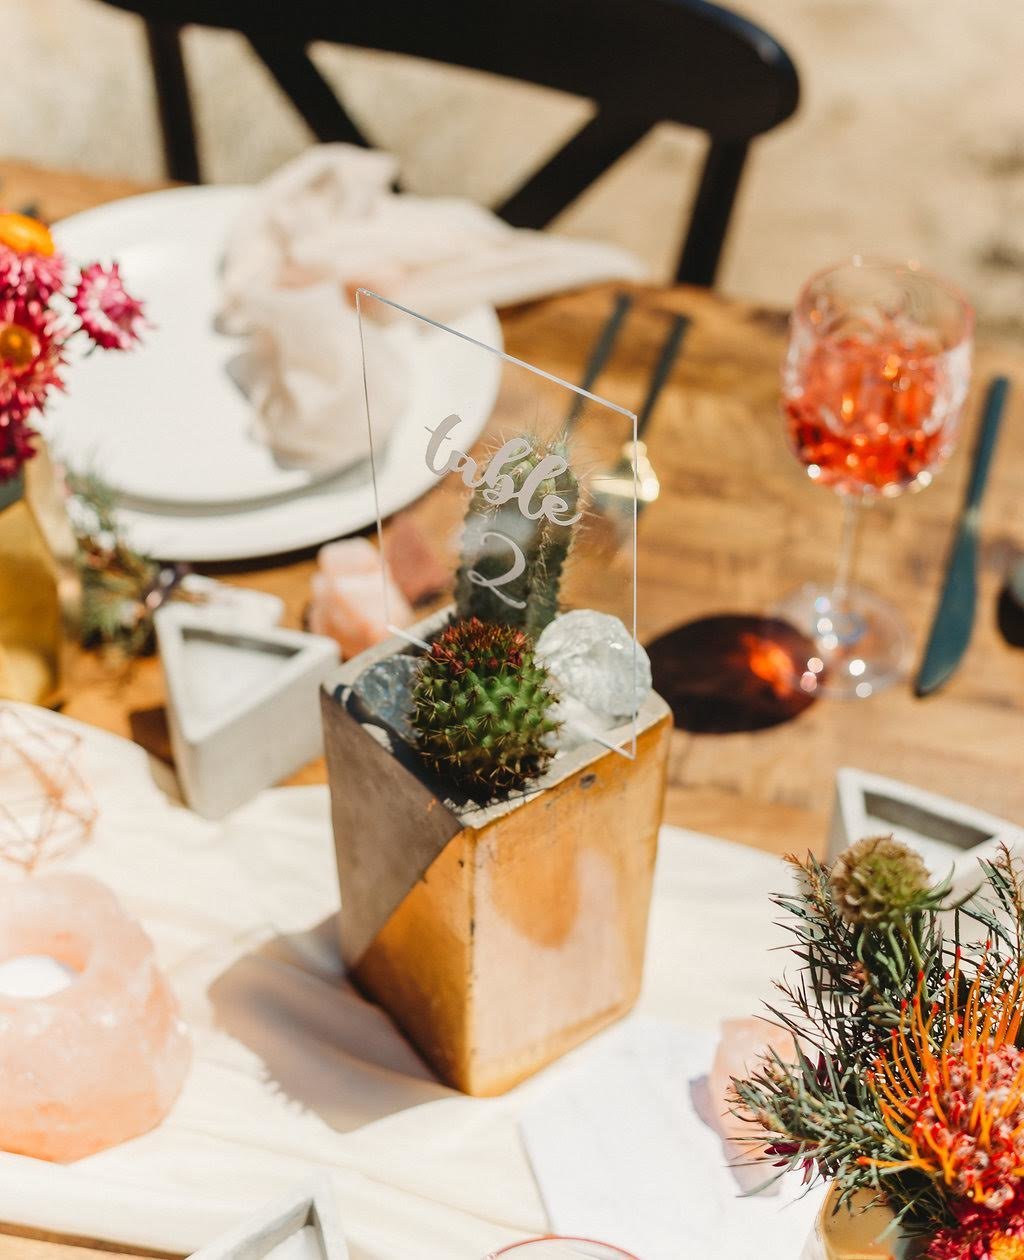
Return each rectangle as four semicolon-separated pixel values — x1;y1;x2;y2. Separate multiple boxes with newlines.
412;617;560;796
454;436;579;637
67;470;184;657
727;839;1004;1238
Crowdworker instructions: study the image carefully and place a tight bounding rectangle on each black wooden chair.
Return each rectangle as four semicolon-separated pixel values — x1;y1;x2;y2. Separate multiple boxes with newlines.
99;0;799;286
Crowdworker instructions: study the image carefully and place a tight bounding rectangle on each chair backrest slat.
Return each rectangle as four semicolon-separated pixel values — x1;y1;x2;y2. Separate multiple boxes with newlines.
246;30;369;150
497;112;656;231
103;0;800;284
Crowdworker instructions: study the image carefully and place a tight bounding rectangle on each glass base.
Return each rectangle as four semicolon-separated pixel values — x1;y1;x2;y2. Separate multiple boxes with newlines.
772;582;908;699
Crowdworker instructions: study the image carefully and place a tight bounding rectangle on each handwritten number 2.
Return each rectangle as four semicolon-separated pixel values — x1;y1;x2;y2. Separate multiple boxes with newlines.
467;531;527;609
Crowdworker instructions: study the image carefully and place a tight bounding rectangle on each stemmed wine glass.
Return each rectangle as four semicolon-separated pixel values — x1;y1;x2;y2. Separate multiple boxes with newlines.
484;1239;639;1258
777;257;974;698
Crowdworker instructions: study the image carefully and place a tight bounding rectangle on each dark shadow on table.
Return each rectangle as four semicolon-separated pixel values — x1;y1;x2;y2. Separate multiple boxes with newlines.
129;704;173;764
647;614;819;733
208;914;452;1133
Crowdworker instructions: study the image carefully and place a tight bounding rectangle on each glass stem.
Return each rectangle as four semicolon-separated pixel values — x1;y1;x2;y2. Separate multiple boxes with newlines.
831;494;863;617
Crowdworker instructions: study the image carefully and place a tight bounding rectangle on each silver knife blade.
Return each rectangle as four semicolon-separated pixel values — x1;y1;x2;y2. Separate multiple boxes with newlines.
914;375;1011;697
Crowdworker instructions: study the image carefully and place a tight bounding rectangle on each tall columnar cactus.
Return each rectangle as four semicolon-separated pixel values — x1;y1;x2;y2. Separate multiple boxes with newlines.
454;437;579;638
412;618;560;796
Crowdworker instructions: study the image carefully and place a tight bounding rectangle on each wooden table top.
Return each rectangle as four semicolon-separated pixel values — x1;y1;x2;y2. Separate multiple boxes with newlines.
3;157;1024;1258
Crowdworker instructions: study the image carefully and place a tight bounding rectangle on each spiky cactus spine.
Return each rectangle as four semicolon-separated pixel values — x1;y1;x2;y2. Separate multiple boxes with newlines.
454;437;579;638
412;618;560;796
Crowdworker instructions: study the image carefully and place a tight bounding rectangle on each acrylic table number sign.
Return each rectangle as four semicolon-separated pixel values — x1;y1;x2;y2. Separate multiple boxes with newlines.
354;287;646;761
319;292;671;1097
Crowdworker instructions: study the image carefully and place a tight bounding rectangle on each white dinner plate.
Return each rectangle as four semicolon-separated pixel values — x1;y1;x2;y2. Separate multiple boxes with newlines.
45;185;502;562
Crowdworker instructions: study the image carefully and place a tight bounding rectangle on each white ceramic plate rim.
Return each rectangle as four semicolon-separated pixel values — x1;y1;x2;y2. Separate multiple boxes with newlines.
45;185;503;561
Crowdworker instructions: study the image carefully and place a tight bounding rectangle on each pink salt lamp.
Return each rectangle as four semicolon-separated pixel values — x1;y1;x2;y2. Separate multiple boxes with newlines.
0;873;191;1162
308;537;413;659
383;514;450;606
708;1016;797;1192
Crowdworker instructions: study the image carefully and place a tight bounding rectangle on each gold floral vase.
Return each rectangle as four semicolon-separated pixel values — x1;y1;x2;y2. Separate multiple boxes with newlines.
0;445;80;706
804;1188;925;1260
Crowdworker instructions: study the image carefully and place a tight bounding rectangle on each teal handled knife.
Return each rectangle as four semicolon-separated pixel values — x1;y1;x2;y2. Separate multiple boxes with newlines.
914;375;1011;697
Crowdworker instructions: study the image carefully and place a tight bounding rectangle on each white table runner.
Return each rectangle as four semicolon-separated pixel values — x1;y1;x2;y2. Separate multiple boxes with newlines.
0;708;808;1259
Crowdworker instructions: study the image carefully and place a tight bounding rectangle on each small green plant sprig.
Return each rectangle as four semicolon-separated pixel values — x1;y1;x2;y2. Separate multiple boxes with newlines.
68;470;187;657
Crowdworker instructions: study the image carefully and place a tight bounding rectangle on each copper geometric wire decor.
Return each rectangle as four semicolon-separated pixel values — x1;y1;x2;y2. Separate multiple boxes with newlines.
0;706;98;872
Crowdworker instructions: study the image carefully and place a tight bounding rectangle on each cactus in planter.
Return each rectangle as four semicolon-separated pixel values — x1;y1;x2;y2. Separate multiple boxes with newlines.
454;436;580;638
412;617;560;796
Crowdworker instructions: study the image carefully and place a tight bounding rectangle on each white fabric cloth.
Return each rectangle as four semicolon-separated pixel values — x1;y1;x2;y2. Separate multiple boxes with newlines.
520;1022;823;1260
219;145;647;472
0;707;804;1260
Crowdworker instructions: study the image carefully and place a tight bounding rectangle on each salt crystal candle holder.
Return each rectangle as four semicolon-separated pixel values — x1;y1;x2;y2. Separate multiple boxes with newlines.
308;537;413;659
0;873;191;1161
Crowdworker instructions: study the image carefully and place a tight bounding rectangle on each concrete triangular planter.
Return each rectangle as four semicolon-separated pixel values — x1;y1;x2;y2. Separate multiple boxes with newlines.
157;608;339;819
189;1177;349;1258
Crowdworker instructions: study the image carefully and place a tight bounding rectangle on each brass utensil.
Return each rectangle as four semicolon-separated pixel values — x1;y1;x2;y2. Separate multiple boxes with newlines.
592;312;690;512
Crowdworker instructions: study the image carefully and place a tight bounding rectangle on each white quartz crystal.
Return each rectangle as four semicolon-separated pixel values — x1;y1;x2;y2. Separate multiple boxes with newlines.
547;695;619;753
537;610;652;720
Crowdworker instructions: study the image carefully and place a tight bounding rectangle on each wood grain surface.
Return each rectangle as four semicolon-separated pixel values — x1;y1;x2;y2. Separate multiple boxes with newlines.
2;157;1023;1258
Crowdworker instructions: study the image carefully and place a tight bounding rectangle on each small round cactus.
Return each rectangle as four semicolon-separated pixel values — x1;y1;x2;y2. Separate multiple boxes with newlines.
830;834;930;927
412;618;560;796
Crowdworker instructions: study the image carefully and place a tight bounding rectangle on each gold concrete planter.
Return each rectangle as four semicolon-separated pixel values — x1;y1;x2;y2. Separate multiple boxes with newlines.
0;448;80;707
806;1187;925;1260
321;621;672;1095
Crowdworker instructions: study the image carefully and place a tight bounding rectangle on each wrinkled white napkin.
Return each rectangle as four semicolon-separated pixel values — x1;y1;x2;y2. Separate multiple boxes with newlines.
219;145;647;472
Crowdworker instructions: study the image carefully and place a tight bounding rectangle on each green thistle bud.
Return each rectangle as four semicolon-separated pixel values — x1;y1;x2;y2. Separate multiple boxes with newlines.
829;835;930;927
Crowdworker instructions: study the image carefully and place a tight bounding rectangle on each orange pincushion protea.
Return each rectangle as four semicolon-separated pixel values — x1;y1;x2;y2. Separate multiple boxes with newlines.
861;955;1024;1212
927;1201;1024;1259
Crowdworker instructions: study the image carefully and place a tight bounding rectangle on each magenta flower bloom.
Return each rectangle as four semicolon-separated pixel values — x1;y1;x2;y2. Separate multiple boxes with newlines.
0;297;64;417
0;412;37;482
73;262;146;351
0;243;65;301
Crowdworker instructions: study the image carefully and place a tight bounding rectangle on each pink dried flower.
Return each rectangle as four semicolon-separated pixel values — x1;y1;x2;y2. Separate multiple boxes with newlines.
0;412;37;482
0;244;65;301
0;212;65;301
73;262;145;350
0;297;64;417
